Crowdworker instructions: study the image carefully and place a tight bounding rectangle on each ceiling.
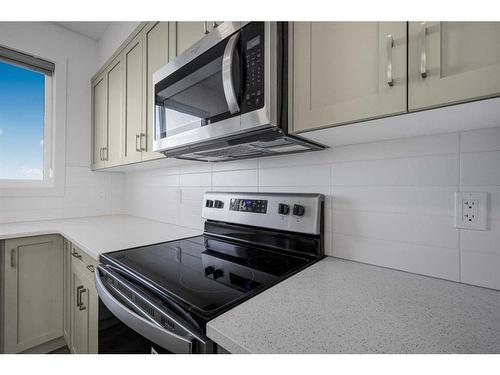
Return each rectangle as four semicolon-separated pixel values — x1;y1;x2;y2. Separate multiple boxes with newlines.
54;22;111;41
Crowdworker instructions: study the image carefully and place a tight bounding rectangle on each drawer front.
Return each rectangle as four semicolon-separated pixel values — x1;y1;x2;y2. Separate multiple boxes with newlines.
70;244;98;276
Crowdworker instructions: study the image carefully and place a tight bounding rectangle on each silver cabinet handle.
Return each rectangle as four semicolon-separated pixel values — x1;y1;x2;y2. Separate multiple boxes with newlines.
99;147;103;161
103;147;108;161
386;34;394;87
420;22;427;78
212;21;219;29
76;285;85;309
140;133;146;151
135;134;141;152
10;249;16;268
71;250;82;259
222;31;241;114
203;22;209;35
87;265;95;273
79;288;87;311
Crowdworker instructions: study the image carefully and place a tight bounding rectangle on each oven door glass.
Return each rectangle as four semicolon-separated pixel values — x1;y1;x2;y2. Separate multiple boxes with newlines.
155;31;242;142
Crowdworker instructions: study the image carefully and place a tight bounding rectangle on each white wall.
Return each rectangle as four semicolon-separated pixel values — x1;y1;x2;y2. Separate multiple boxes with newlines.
125;126;500;291
97;22;141;67
0;22;124;223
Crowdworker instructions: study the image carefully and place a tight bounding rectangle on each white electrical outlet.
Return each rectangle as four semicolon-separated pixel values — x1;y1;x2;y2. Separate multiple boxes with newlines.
454;192;488;230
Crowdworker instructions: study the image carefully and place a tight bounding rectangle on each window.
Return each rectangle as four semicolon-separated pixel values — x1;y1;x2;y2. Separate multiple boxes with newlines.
0;46;54;185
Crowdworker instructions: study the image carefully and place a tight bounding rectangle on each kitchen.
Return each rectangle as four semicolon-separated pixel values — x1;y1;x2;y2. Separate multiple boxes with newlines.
0;0;499;372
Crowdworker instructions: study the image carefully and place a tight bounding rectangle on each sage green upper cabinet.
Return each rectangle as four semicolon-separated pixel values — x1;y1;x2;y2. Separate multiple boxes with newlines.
123;34;144;164
105;55;124;167
2;235;63;353
143;21;170;161
409;22;500;111
91;55;124;169
173;21;223;55
174;22;208;55
292;22;407;133
91;74;107;169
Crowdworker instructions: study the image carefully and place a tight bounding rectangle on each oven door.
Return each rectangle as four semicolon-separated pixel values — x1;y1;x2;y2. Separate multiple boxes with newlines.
153;23;244;153
95;264;213;354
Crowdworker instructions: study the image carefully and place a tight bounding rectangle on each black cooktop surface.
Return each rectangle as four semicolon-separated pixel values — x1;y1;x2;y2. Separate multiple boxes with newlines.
100;234;312;322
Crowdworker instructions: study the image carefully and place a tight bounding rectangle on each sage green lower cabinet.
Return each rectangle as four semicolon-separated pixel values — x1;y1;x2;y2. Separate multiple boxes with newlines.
69;245;98;354
2;235;64;353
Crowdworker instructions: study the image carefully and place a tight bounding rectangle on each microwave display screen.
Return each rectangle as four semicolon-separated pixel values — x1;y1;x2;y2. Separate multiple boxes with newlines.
246;36;260;51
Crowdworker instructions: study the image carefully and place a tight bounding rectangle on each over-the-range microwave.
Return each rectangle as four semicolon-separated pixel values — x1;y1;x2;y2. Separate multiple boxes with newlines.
152;22;326;162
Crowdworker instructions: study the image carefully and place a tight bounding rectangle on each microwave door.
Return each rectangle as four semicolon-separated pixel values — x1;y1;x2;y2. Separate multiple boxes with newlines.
154;32;242;151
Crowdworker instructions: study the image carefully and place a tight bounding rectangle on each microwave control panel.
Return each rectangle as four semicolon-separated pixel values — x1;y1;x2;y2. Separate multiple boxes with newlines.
241;22;265;113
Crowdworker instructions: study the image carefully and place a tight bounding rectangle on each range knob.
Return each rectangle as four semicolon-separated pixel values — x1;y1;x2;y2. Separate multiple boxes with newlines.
205;199;214;208
213;269;224;279
204;266;215;276
293;204;305;217
214;200;224;209
278;203;290;215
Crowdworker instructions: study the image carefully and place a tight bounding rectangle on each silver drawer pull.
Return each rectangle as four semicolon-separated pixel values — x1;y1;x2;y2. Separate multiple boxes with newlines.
71;250;82;259
87;265;95;273
420;22;427;78
140;132;146;151
203;22;209;35
10;249;16;268
136;134;141;152
76;285;85;310
386;34;394;87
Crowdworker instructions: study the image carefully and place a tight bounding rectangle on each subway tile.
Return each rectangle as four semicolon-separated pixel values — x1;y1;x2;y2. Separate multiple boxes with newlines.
181;187;209;202
332;186;455;217
260;165;331;186
460;127;500;153
460;151;500;186
212;169;258;187
212;159;259;172
179;172;211;187
461;250;500;290
332;154;459;186
332;234;460;281
0;196;64;212
460;219;500;256
258;148;337;169
332;210;458;249
0;208;64;224
329;132;459;163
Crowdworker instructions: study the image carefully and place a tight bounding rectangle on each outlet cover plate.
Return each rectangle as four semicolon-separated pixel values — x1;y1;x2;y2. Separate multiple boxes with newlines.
454;192;488;230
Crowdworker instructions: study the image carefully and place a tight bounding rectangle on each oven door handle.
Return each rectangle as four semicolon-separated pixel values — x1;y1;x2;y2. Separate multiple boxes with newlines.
222;31;240;115
95;265;197;353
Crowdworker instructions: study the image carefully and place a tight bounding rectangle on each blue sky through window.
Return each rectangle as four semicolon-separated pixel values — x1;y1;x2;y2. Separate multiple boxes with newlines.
0;60;45;180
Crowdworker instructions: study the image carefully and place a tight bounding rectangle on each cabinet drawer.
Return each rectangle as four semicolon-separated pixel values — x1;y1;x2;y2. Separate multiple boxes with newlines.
70;244;98;275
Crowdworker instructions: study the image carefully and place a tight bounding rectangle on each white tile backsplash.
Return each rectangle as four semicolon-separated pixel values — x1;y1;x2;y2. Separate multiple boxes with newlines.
122;128;500;290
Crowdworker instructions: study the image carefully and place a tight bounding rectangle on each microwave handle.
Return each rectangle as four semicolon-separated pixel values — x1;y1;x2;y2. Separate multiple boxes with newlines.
222;32;240;115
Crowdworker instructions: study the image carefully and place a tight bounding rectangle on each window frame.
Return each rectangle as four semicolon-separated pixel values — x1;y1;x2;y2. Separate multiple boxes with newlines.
0;64;54;188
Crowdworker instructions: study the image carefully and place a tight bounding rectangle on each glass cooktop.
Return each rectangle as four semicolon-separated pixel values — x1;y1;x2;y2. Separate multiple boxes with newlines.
100;235;311;321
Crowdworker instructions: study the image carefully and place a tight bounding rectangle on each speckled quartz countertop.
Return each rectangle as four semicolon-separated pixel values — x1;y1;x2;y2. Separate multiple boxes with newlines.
207;257;500;353
0;215;200;260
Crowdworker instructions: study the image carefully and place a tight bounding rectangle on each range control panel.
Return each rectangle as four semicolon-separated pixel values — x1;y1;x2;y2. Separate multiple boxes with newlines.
202;192;324;235
230;198;268;214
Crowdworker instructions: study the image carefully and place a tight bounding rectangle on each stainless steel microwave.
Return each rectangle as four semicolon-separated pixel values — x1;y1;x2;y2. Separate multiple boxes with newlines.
152;22;325;162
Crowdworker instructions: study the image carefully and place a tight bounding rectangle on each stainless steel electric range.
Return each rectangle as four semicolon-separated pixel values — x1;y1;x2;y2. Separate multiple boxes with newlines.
95;192;324;354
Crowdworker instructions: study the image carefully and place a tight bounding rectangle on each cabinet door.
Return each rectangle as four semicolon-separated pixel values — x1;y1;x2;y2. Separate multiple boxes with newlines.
409;22;500;111
3;235;63;353
70;265;88;354
142;21;169;161
70;259;98;354
123;35;144;164
106;56;124;166
91;74;107;169
63;239;71;347
292;22;407;132
174;22;208;55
